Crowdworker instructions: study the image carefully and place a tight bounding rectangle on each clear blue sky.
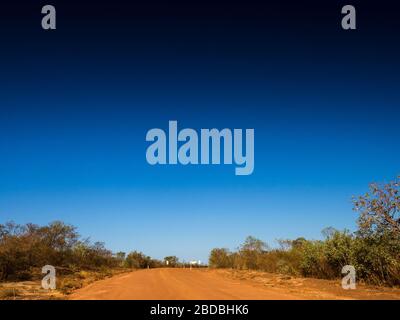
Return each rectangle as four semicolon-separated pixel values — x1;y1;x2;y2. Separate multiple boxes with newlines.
1;1;399;262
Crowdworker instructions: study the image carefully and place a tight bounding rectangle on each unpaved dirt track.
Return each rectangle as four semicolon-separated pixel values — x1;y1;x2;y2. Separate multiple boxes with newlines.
70;268;301;300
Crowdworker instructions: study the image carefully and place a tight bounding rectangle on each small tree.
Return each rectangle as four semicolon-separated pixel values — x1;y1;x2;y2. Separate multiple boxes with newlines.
353;176;400;237
164;256;179;267
125;251;151;269
238;236;268;270
115;252;126;267
240;236;267;252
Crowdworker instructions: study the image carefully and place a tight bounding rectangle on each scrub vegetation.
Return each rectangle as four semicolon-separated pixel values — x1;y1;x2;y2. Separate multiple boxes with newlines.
209;176;400;286
1;176;398;299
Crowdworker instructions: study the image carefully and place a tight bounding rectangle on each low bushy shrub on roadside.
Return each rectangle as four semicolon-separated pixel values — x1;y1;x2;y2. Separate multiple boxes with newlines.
209;231;400;286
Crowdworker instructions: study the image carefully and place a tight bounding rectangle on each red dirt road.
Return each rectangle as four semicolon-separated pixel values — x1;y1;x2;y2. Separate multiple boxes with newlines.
70;268;301;300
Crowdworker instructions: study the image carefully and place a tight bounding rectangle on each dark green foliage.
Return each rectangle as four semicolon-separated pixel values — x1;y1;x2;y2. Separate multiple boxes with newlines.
163;256;179;267
125;251;151;269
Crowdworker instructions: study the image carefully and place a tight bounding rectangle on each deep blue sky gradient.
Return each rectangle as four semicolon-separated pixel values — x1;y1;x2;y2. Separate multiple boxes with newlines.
1;1;399;262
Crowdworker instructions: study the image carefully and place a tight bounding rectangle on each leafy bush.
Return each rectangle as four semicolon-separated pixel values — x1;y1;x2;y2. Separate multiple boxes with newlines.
125;251;156;269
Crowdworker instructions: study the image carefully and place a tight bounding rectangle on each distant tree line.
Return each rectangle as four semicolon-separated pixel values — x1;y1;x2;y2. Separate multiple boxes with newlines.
209;176;400;286
0;221;184;281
